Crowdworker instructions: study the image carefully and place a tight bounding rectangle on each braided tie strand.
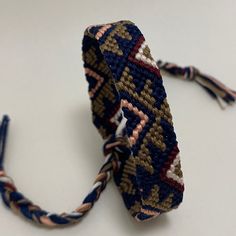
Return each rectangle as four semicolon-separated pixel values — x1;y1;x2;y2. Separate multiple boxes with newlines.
0;115;127;227
157;60;199;81
157;60;236;107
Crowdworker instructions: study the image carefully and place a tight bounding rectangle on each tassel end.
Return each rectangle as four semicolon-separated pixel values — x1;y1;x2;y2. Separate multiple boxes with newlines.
157;60;236;108
195;73;236;108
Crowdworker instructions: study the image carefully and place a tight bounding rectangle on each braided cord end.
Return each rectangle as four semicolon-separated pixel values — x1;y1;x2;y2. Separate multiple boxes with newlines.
0;114;126;227
157;60;236;108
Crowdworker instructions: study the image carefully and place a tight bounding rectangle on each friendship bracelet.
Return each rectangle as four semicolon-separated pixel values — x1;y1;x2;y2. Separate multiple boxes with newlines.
0;20;235;228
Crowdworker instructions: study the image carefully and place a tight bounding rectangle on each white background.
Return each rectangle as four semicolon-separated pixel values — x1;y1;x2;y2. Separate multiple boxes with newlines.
0;1;236;235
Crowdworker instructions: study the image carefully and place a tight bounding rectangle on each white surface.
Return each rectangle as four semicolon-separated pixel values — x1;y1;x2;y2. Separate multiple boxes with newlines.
0;1;236;235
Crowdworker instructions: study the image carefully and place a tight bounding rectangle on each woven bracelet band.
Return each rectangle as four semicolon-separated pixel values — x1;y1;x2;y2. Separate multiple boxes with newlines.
0;20;235;228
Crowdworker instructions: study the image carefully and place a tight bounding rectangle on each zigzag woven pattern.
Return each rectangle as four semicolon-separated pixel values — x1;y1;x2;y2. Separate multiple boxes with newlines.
0;20;184;227
82;20;184;221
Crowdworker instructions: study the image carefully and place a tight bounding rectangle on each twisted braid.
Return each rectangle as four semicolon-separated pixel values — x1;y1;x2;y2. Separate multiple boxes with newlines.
157;60;236;107
0;115;127;227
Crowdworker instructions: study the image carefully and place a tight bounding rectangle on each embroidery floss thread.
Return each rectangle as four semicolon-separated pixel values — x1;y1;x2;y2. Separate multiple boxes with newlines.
157;60;236;108
0;20;235;227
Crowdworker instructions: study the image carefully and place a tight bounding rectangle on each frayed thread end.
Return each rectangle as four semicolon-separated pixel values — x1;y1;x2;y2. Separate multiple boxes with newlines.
157;60;236;108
